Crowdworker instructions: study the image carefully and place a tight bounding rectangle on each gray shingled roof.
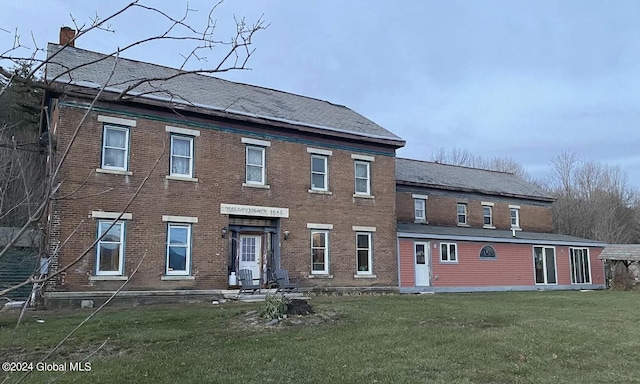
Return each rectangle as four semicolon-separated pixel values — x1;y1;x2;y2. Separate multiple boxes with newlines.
599;244;640;260
45;43;403;144
396;158;553;201
398;223;604;246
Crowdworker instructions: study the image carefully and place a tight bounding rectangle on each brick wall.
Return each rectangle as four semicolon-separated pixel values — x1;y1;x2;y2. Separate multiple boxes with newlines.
49;97;400;291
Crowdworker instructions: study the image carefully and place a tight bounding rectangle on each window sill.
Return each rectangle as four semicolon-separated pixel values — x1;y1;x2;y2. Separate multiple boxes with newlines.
353;194;375;199
161;275;195;281
511;227;522;231
354;274;377;279
308;189;332;195
166;175;198;182
483;225;496;229
89;275;129;281
440;261;458;264
457;223;470;227
308;274;333;279
95;168;132;176
415;220;428;224
242;183;270;189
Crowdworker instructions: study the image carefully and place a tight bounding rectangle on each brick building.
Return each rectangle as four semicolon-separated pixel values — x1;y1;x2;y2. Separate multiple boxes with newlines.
395;158;606;292
43;42;405;301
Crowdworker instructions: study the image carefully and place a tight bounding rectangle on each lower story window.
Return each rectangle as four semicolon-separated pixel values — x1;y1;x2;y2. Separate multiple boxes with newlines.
96;221;125;275
166;223;191;275
356;232;373;274
440;242;457;263
311;230;329;274
570;247;591;284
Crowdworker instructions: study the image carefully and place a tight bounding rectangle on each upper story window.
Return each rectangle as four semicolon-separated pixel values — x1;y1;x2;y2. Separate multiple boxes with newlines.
170;135;194;178
101;125;129;171
242;137;271;187
483;206;492;226
414;199;426;221
510;205;521;228
354;161;371;195
311;155;328;191
457;203;467;225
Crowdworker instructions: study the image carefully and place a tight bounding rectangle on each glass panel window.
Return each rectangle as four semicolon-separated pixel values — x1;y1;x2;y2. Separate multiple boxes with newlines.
356;233;372;274
440;242;457;262
96;221;125;275
457;203;467;225
480;245;496;259
311;231;329;274
170;135;194;177
246;146;265;184
166;224;191;275
483;206;492;226
354;161;370;195
414;199;426;221
311;155;328;191
570;248;591;284
102;125;129;170
533;246;557;284
510;208;520;228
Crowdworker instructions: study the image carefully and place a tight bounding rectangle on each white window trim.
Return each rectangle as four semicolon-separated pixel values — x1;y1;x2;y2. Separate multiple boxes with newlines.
307;223;333;230
351;154;375;162
356;232;373;275
166;223;192;276
165;126;200;136
98;115;136;127
91;211;132;220
510;207;521;228
414;198;426;221
570;247;592;284
311;230;329;275
169;135;194;178
354;160;371;195
96;220;125;276
483;205;493;228
245;145;266;185
440;242;458;263
307;147;333;156
162;215;198;223
457;203;468;225
352;226;376;232
310;154;328;191
241;137;271;147
101;125;130;172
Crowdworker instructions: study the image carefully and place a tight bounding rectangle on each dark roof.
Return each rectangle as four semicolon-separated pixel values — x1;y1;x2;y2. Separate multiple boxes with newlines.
395;158;553;201
45;43;404;145
397;223;604;246
599;244;640;260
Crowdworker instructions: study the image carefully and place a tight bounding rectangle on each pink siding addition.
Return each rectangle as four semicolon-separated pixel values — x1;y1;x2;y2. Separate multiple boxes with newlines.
398;239;415;287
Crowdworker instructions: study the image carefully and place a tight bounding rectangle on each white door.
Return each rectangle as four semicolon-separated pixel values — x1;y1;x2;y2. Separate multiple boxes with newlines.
239;235;262;283
415;241;430;286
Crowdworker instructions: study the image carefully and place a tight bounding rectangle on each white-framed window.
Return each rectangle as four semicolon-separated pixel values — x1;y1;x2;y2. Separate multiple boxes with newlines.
570;247;591;284
414;199;426;221
96;220;125;275
354;161;371;195
166;223;191;276
440;242;457;263
510;207;520;228
101;125;129;171
356;232;373;274
533;246;557;285
311;230;329;274
170;135;194;178
311;155;328;191
457;203;467;225
245;145;266;185
483;206;492;226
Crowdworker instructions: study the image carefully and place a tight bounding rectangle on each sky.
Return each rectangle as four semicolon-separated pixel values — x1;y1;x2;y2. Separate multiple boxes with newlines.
2;0;639;187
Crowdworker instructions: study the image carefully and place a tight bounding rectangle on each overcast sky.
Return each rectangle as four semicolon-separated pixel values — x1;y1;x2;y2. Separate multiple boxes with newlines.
2;0;639;187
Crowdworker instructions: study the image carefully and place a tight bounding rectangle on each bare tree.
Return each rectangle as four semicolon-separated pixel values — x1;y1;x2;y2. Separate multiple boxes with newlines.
431;147;530;179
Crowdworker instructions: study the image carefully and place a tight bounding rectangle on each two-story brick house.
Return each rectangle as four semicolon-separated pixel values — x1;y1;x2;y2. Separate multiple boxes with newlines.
43;40;405;302
395;158;606;292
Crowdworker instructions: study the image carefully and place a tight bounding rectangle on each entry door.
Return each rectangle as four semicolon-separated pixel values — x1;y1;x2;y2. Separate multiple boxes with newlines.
239;235;262;283
415;241;430;286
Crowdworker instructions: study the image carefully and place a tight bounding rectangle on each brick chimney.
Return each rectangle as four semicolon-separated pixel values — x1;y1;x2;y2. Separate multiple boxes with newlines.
59;26;76;47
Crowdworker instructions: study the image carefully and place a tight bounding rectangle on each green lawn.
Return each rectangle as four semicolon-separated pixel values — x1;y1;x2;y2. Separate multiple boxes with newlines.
1;291;639;384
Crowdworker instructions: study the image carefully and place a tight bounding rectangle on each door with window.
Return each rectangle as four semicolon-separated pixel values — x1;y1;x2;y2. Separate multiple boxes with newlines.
239;235;262;284
533;246;557;285
415;241;430;286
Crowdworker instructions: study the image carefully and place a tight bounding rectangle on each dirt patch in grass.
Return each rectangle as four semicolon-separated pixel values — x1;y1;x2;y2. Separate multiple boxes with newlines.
234;307;341;329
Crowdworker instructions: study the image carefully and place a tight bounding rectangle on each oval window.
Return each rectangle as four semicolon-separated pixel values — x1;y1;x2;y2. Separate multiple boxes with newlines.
480;245;496;259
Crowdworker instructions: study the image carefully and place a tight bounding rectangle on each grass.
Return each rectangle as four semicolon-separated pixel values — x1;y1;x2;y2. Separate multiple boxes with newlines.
1;291;639;383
